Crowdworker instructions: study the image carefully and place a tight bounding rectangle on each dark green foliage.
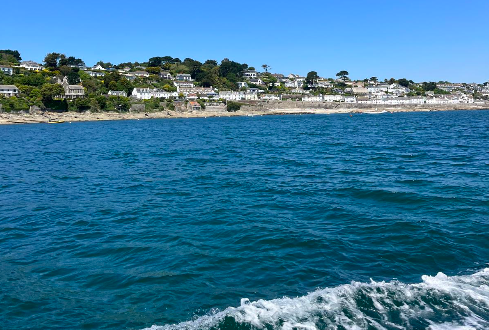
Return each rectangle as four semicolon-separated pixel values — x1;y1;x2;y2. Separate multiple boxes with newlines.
0;49;21;61
398;78;410;87
227;101;242;112
422;82;437;91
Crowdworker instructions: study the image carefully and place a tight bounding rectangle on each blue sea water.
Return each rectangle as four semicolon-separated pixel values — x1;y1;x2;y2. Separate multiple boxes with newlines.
1;111;489;330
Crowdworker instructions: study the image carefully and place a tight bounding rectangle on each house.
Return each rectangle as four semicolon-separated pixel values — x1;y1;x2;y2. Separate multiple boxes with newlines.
0;65;13;76
219;91;258;101
344;96;357;103
243;70;257;79
92;64;106;71
249;78;265;85
187;101;201;111
261;94;281;101
302;95;323;102
272;73;284;79
178;86;214;97
133;71;150;78
174;81;195;91
176;73;192;81
237;82;248;89
352;87;368;95
323;94;344;102
108;90;127;97
388;83;410;95
187;93;198;100
0;85;19;97
86;70;105;78
59;77;85;99
19;61;43;71
132;88;177;99
160;71;172;80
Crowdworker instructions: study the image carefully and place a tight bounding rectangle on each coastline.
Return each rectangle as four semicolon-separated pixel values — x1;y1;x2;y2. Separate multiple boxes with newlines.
0;103;487;125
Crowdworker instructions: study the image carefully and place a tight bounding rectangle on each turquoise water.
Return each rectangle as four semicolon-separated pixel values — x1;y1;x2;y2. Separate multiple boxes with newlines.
1;111;489;330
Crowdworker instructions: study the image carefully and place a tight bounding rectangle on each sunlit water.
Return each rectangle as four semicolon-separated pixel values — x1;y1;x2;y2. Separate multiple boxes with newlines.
1;111;488;329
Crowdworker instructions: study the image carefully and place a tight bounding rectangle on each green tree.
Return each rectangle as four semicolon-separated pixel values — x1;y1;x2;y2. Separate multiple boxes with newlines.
336;71;349;81
0;49;21;61
305;71;319;86
262;64;270;72
67;71;81;84
398;78;410;87
44;53;63;69
41;83;64;103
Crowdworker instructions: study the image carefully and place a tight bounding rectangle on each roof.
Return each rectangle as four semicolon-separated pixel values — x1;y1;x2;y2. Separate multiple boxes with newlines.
68;85;84;90
0;85;18;89
0;65;12;69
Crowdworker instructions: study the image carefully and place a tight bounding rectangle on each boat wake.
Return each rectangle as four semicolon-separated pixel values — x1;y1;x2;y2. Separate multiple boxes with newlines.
145;268;489;330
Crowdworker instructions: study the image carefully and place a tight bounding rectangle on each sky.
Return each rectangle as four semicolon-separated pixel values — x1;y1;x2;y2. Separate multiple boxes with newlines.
3;0;489;83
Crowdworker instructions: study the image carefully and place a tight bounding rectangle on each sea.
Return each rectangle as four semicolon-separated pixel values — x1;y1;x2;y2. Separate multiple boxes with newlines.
1;110;489;330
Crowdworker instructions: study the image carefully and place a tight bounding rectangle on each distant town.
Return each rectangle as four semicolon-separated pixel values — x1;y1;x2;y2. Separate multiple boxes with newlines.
0;49;488;113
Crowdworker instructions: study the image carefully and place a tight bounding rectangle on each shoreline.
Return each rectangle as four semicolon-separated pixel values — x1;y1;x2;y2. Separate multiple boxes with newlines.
0;104;487;125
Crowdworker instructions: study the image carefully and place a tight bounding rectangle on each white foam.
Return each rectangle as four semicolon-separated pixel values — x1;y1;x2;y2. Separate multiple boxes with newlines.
145;268;489;330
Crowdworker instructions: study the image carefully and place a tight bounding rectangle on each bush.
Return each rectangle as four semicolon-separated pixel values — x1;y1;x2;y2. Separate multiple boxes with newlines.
227;101;242;112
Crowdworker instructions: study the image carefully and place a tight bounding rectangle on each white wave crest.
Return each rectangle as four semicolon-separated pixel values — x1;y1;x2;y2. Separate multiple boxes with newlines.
145;268;489;330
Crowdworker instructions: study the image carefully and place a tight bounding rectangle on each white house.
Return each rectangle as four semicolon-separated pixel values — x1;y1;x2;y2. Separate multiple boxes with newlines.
237;82;248;89
132;71;150;78
86;71;105;78
108;90;127;97
261;94;281;101
219;91;258;101
243;70;257;79
0;85;19;97
92;64;106;71
176;73;192;81
174;81;195;91
19;61;43;71
160;71;172;80
249;78;265;85
344;96;357;103
302;95;323;102
388;83;410;95
323;95;344;102
132;88;177;100
0;65;13;76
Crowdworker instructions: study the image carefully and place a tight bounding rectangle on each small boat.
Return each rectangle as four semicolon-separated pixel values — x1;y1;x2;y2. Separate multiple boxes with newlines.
48;120;65;124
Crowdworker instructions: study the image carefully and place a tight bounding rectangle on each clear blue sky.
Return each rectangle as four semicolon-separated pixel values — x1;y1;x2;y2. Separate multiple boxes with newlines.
3;0;489;82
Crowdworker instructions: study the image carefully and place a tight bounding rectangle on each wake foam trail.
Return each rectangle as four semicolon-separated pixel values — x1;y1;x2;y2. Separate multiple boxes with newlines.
145;268;489;330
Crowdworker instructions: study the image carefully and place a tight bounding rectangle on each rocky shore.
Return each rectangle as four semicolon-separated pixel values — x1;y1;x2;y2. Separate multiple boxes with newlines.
0;102;487;125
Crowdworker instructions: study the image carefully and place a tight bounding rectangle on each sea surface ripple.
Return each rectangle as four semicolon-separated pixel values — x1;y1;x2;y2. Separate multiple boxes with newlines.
0;111;489;329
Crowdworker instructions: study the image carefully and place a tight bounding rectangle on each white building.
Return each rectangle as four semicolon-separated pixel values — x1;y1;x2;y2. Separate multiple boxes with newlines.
344;96;357;103
237;82;248;89
0;65;13;75
219;91;258;101
132;88;178;100
108;90;127;97
0;85;19;97
174;81;195;92
19;61;43;71
323;95;344;102
261;94;281;101
160;71;172;80
243;70;257;79
92;64;106;71
86;70;105;78
176;73;192;81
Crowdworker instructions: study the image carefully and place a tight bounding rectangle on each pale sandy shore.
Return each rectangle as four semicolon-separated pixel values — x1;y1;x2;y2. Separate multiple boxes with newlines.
0;105;487;125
